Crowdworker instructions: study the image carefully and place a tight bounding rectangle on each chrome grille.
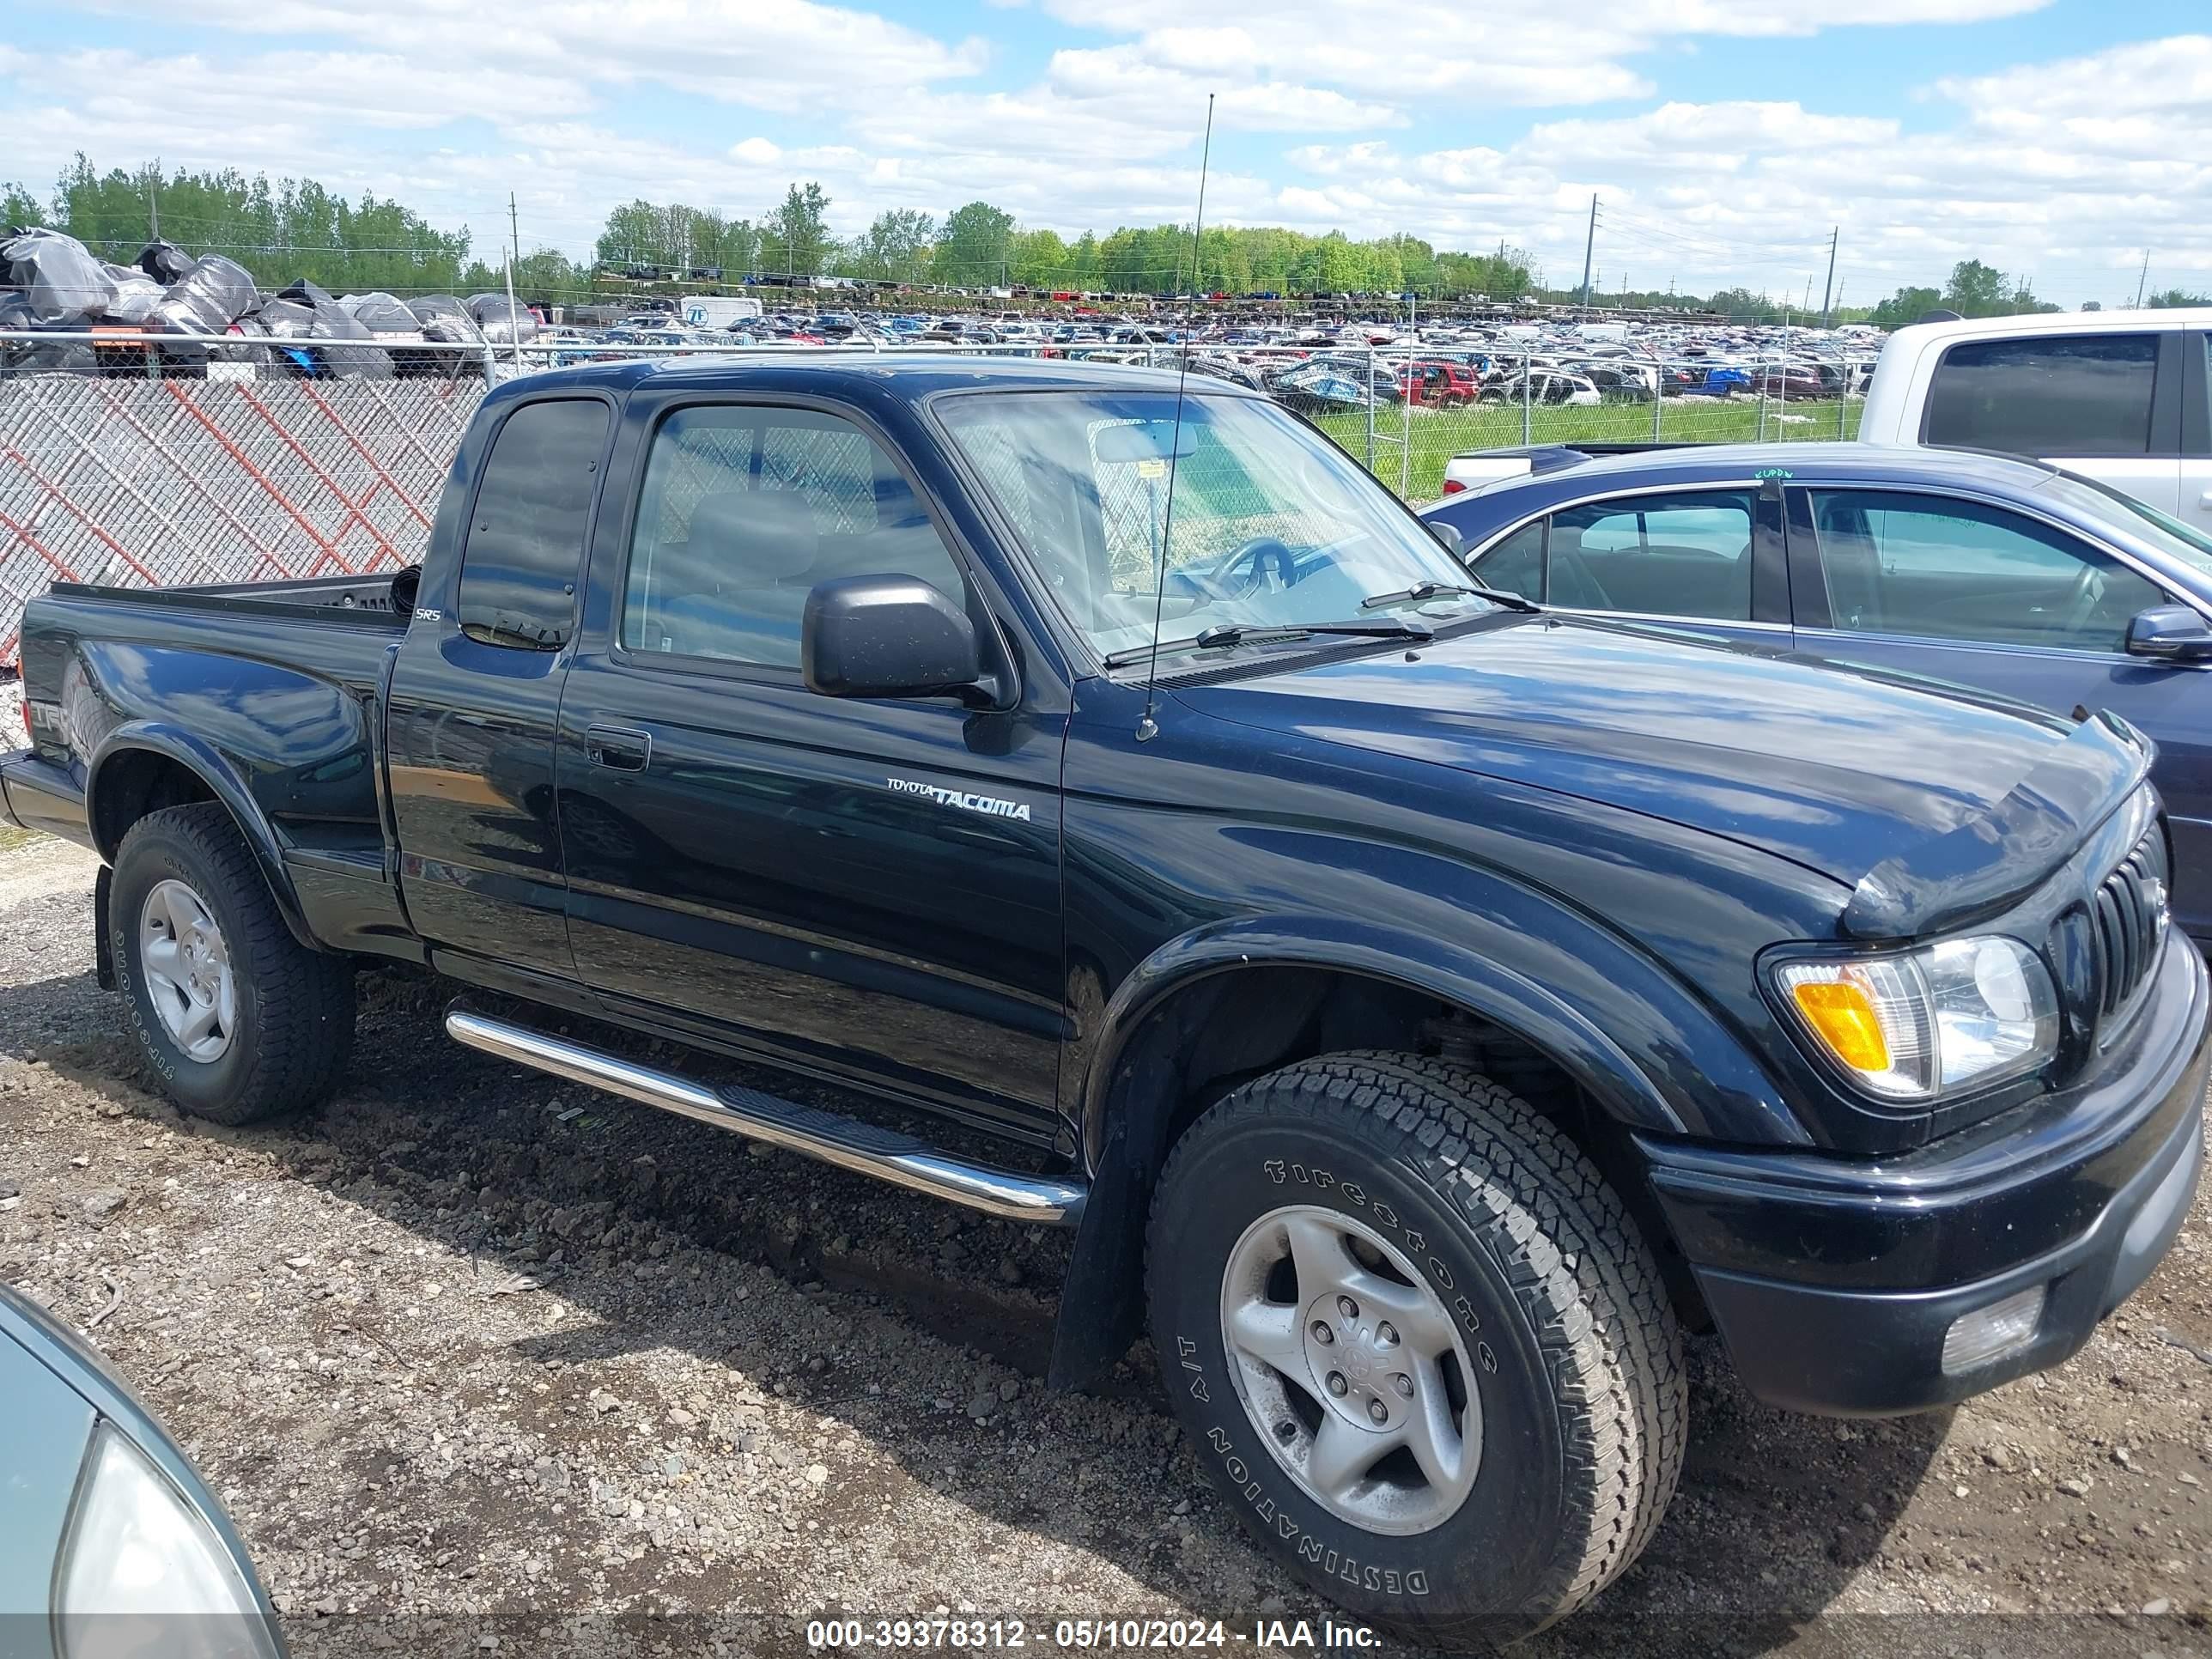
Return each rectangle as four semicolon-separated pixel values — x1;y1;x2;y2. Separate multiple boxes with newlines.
2089;825;2170;1023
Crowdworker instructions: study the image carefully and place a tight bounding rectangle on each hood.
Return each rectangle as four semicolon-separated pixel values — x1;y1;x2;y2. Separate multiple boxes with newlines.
1179;616;2148;928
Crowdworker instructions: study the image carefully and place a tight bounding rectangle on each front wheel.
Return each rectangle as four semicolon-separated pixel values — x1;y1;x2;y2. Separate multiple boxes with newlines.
1146;1053;1684;1649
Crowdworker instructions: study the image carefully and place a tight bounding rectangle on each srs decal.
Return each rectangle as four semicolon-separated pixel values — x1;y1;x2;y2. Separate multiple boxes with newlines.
886;776;1033;823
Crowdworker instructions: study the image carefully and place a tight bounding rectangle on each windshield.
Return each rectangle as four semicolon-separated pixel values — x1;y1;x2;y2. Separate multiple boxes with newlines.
2040;471;2212;580
935;390;1492;662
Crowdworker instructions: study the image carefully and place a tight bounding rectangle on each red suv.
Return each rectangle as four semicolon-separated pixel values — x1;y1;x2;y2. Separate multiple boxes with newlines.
1397;360;1481;407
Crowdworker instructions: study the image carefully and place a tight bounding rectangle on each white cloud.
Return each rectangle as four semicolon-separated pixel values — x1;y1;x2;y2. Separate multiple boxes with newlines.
6;4;2207;303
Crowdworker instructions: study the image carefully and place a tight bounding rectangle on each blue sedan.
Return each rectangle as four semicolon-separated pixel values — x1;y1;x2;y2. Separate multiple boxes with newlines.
1422;443;2212;940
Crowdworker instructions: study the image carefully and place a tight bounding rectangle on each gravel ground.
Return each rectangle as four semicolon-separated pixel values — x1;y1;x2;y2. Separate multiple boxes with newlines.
2;833;2209;1659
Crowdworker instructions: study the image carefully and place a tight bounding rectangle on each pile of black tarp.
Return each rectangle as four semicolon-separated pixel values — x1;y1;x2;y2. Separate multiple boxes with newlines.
2;225;495;379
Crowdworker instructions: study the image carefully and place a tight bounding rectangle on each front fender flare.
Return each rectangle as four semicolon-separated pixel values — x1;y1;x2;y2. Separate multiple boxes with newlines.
88;723;317;951
1046;909;1802;1389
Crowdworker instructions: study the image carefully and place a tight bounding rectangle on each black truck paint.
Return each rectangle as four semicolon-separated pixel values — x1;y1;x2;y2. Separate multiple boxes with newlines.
4;355;2206;1641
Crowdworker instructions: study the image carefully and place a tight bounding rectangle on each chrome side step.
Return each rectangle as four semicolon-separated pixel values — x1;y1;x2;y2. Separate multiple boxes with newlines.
444;1008;1086;1226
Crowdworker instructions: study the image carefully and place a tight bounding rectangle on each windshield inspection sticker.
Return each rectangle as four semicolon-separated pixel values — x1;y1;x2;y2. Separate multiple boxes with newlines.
887;776;1033;822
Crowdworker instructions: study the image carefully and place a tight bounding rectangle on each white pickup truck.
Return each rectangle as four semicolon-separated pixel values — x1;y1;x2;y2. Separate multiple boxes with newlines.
1858;307;2212;533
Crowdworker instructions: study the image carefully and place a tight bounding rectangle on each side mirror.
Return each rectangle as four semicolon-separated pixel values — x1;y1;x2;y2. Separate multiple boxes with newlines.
803;575;987;702
2124;603;2212;663
1427;520;1465;559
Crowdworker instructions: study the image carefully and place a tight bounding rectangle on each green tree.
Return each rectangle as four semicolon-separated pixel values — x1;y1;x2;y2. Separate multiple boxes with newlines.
845;209;935;283
1008;227;1067;289
936;200;1017;288
1869;285;1945;328
760;181;832;277
2;179;42;226
2146;288;2212;308
1943;259;2011;317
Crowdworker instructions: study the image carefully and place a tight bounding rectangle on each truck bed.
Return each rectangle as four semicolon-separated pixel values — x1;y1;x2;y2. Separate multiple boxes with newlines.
46;568;418;626
12;572;414;953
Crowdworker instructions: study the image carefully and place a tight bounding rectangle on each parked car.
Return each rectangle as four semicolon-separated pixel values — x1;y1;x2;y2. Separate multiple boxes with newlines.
1480;368;1601;406
1424;441;2212;938
1396;360;1481;407
0;1285;286;1657
1748;365;1832;400
7;359;2206;1648
1679;363;1753;397
1859;307;2212;533
1267;360;1396;413
1573;362;1658;402
1437;443;1592;495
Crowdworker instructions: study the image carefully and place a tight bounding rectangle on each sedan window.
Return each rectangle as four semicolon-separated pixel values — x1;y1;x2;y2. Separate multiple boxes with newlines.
1808;489;2162;653
1546;491;1755;620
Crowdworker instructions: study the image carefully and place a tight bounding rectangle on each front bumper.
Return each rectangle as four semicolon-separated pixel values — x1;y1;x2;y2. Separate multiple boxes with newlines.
1644;933;2209;1416
0;747;92;850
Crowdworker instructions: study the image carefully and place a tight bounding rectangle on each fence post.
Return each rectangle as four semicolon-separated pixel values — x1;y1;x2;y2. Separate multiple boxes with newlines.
1400;351;1413;498
1521;351;1532;446
1652;377;1662;442
1757;380;1767;442
1364;348;1376;471
1838;395;1848;441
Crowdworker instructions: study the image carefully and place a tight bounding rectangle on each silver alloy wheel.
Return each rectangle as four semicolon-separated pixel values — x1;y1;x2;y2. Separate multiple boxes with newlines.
139;878;237;1064
1219;1205;1483;1535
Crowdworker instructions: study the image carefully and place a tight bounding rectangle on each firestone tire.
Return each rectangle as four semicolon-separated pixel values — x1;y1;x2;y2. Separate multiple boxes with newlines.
111;802;356;1126
1146;1052;1685;1650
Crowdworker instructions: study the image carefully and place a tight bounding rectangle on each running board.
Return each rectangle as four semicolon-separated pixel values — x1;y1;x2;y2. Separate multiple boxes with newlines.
444;1008;1086;1226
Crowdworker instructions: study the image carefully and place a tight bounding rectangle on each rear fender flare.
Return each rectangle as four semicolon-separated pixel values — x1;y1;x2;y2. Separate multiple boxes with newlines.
88;724;315;951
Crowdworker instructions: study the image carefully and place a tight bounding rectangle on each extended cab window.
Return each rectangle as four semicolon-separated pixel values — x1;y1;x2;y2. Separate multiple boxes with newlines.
1924;334;2160;456
621;405;969;669
458;398;609;649
1542;491;1754;620
1808;489;2161;652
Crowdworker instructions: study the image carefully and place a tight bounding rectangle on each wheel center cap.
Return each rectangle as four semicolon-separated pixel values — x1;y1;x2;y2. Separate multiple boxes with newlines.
1302;1292;1407;1432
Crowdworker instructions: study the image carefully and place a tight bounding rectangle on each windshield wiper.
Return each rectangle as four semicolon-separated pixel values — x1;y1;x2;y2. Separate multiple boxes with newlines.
1103;616;1433;670
1361;580;1540;614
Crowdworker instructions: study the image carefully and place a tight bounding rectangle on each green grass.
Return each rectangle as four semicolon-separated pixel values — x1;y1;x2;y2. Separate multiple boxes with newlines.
1318;398;1864;501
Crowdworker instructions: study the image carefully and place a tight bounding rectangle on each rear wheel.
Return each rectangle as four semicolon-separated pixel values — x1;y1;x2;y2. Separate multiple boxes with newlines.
112;803;356;1124
1146;1052;1685;1649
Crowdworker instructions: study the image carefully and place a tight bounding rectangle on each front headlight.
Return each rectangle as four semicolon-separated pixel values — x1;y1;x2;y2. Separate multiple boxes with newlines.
56;1425;283;1659
1775;934;2058;1103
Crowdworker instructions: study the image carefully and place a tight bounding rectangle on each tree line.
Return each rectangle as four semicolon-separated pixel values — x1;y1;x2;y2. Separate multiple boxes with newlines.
591;190;1545;301
9;155;2201;318
2;156;1540;306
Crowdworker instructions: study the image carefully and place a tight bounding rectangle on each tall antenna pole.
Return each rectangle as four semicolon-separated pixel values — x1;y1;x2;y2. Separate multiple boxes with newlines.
1819;226;1838;325
1578;194;1598;317
1135;93;1215;744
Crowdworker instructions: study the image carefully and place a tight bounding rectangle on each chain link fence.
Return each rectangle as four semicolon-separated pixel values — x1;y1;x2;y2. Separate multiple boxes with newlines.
0;332;1861;664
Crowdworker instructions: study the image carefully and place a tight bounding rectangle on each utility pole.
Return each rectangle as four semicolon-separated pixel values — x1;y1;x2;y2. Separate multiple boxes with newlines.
1578;194;1598;317
503;191;524;370
2136;250;2151;309
148;173;159;241
1819;226;1838;325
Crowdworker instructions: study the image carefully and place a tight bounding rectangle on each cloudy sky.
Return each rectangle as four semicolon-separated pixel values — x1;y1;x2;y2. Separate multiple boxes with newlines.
3;0;2208;306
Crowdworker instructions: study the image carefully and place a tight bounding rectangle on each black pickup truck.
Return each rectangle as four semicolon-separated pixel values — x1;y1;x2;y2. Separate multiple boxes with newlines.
4;357;2205;1646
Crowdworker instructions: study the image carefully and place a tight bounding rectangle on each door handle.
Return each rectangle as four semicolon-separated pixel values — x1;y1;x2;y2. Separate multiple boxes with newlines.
2199;489;2212;509
583;725;652;772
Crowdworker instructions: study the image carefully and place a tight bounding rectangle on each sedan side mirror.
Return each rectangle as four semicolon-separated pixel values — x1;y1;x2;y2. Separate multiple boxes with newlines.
2124;603;2212;663
803;575;992;702
1427;520;1466;559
